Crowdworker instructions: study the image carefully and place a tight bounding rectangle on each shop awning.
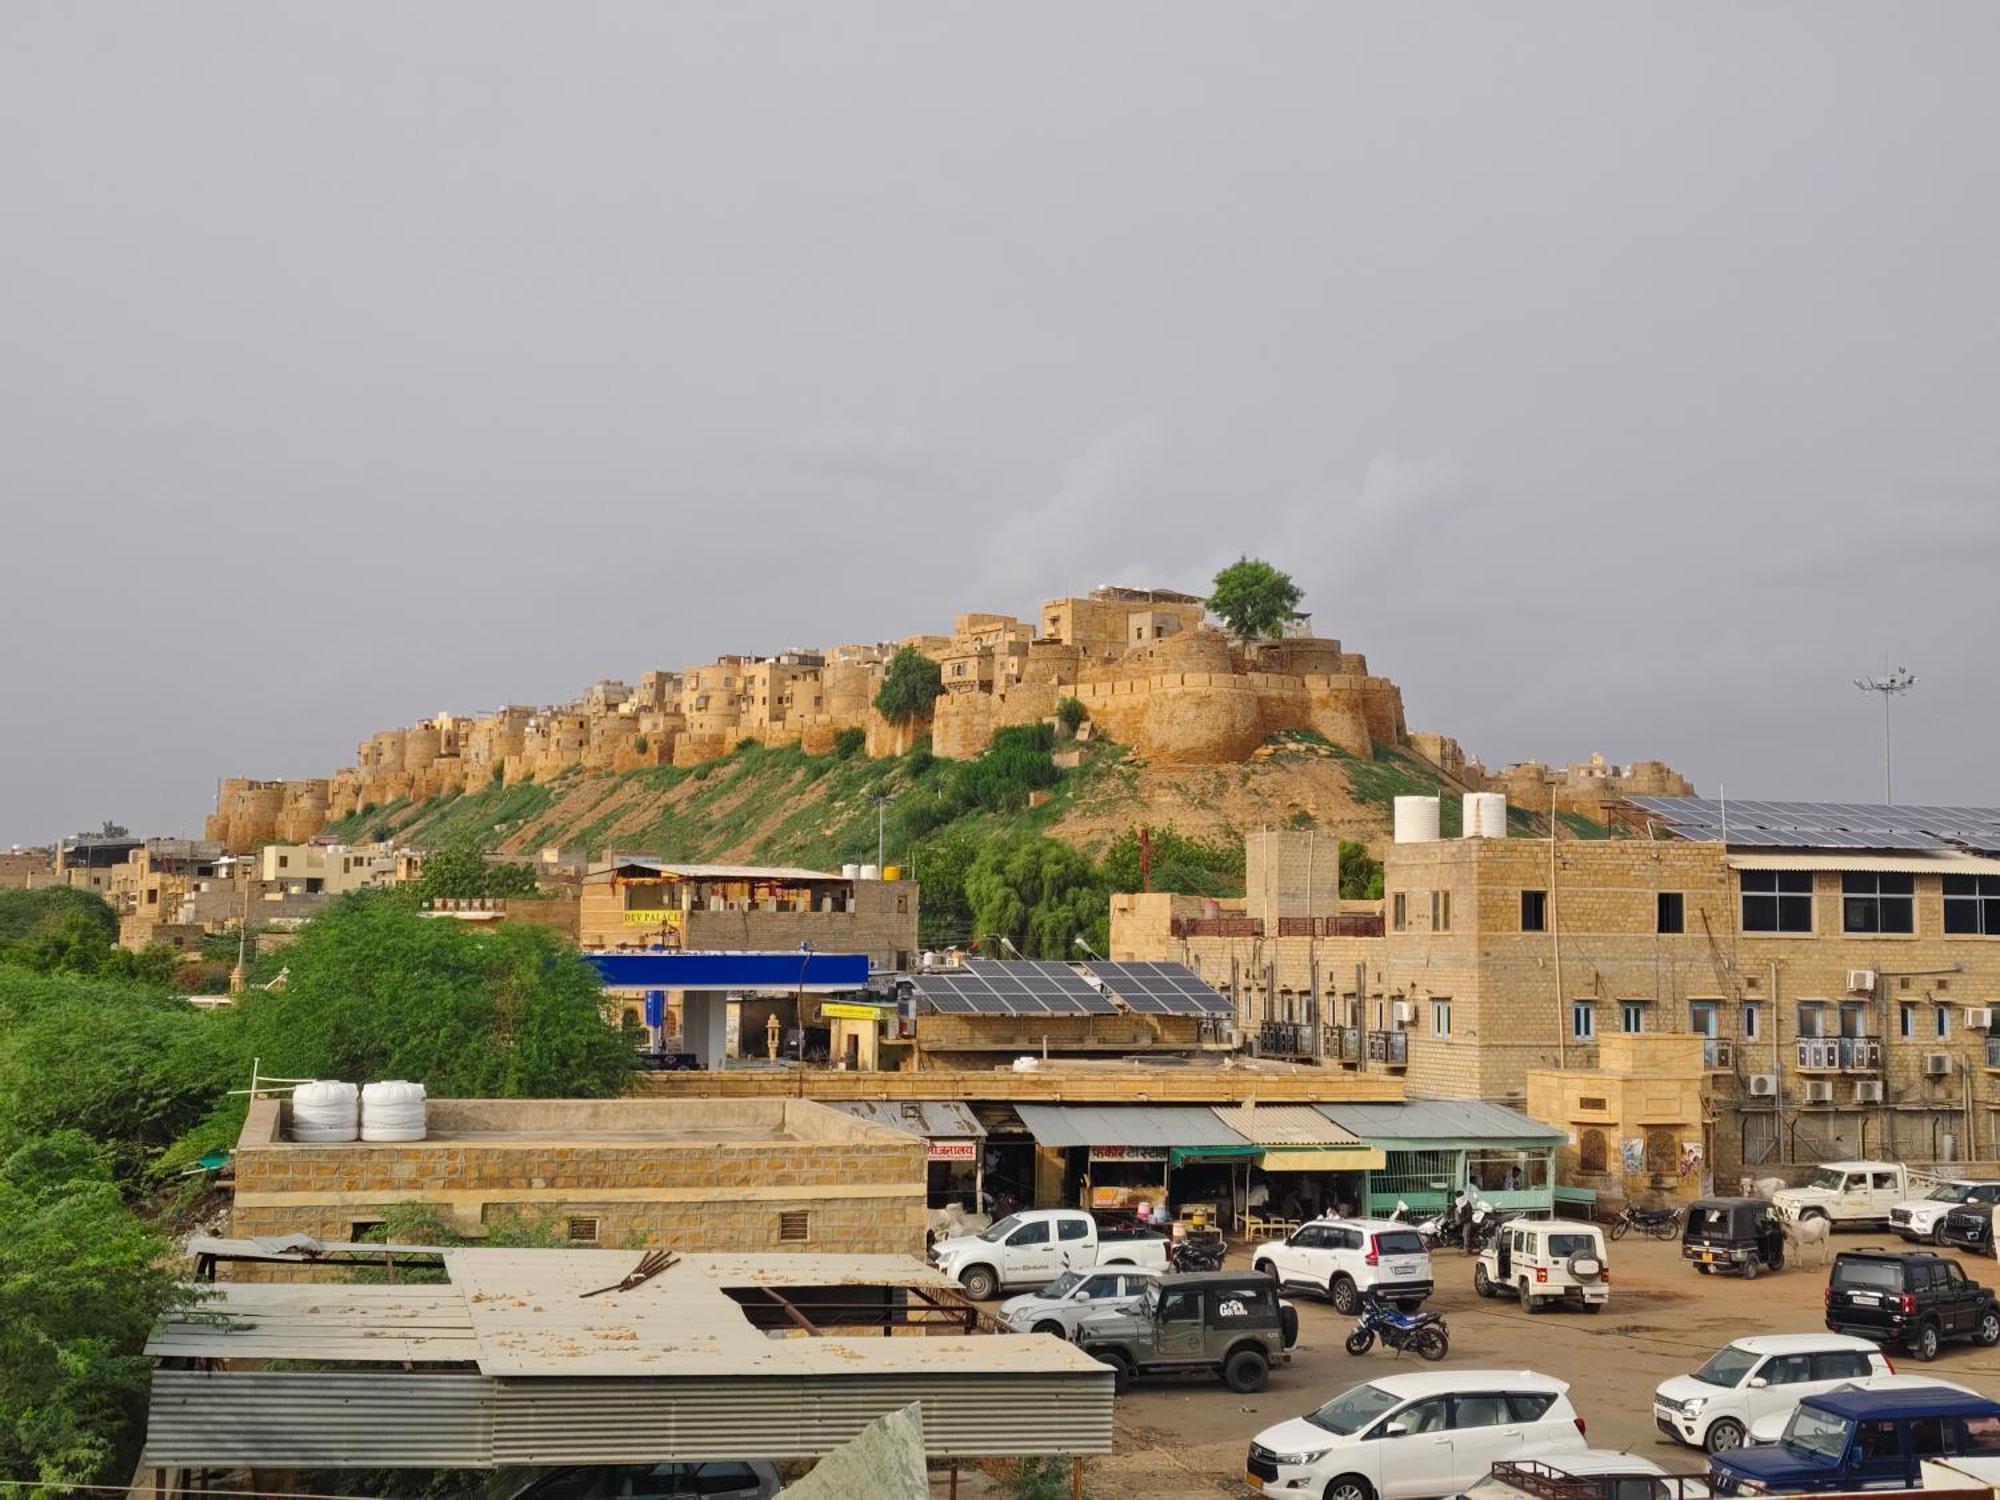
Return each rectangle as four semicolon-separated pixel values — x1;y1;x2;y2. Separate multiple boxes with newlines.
1012;1105;1249;1152
1316;1100;1566;1151
1211;1106;1386;1171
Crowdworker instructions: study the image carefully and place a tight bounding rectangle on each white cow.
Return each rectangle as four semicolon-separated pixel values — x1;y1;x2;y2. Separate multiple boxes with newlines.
1784;1213;1833;1267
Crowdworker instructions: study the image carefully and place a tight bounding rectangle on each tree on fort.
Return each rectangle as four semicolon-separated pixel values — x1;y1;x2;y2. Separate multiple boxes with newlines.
873;646;944;725
1208;557;1302;642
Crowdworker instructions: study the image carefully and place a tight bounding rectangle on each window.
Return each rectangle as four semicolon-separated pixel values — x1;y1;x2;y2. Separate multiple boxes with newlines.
1389;1398;1450;1436
278;854;289;869
566;1216;601;1244
1392;893;1407;931
1843;872;1915;934
1621;1000;1646;1034
1901;1003;1917;1039
1656;891;1686;934
1452;1394;1511;1429
1813;1349;1874;1380
1797;1001;1828;1039
1572;1001;1596;1041
1761;1354;1814;1385
1578;1130;1607;1173
1938;1006;1953;1040
1839;1001;1870;1039
1742;870;1814;933
1008;1220;1050;1246
1057;1218;1089;1243
348;1219;385;1242
778;1211;811;1243
1432;1001;1452;1036
1431;890;1452;931
1507;1392;1557;1422
1743;1003;1761;1040
1159;1290;1200;1323
1945;875;2000;935
1521;890;1547;932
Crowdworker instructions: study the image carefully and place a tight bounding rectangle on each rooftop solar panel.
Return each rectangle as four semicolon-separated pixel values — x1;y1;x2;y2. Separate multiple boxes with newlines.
1624;796;2000;854
1086;960;1234;1017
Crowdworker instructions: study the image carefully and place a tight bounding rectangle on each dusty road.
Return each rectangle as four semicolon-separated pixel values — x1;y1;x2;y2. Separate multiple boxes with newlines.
1094;1230;2000;1495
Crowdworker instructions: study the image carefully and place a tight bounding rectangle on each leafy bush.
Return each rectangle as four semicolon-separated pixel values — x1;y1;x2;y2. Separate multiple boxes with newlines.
833;726;866;759
1098;828;1244;898
1339;839;1385;900
1056;696;1087;732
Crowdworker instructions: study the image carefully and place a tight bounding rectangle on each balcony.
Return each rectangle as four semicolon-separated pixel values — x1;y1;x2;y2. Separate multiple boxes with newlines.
1273;914;1387;939
1703;1038;1734;1071
1797;1037;1882;1072
1366;1029;1409;1068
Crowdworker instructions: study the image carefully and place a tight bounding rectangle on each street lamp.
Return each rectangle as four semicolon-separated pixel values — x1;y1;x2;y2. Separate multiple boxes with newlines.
870;792;891;871
1073;935;1103;961
1853;667;1917;803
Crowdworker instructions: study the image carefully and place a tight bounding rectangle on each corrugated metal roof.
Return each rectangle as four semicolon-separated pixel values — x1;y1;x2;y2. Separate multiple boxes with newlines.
1012;1104;1250;1149
148;1283;479;1363
145;1372;494;1469
826;1100;986;1140
1318;1099;1567;1146
1210;1104;1365;1149
1726;852;2000;875
595;860;843;882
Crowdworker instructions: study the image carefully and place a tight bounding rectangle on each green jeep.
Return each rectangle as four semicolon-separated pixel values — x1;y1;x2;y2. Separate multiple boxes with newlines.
1076;1272;1297;1393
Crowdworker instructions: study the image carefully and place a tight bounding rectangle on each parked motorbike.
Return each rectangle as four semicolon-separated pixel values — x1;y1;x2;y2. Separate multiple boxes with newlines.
1464;1203;1514;1253
1611;1203;1683;1241
1343;1291;1449;1361
1168;1233;1228;1274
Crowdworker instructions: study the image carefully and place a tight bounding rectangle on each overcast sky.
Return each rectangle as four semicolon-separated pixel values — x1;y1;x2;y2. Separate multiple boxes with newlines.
5;4;1997;844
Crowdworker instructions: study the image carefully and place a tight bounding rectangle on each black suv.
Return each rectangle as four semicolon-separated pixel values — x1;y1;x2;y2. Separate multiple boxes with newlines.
1825;1248;2000;1361
1941;1201;1998;1256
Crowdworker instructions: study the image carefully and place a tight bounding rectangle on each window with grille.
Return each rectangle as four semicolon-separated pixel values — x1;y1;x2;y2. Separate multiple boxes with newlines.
778;1211;811;1243
566;1216;601;1244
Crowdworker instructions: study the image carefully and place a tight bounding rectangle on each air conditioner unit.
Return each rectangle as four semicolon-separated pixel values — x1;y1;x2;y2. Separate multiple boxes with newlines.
1804;1080;1835;1104
1926;1053;1954;1077
1748;1073;1778;1097
1968;1008;1995;1030
1847;969;1878;994
1391;1001;1415;1027
1854;1081;1885;1104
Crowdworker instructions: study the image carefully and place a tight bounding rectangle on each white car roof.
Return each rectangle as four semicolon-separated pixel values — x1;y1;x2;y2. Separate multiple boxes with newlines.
1724;1333;1883;1356
1364;1369;1570;1399
1520;1218;1603;1234
1297;1215;1424;1232
1511;1451;1668;1477
1818;1160;1898;1171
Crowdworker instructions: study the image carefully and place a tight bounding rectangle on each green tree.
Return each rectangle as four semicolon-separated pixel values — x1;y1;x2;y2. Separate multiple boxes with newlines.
833;726;867;759
0;1130;191;1488
965;836;1107;959
1338;839;1385;900
873;646;943;724
407;841;540;902
1056;696;1086;733
1097;828;1244;897
909;830;981;950
1208;556;1303;642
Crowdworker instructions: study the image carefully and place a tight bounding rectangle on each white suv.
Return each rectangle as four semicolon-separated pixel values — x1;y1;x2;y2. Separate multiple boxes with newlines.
1652;1334;1891;1455
998;1266;1161;1339
1253;1217;1434;1315
1246;1370;1586;1500
1892;1181;2000;1243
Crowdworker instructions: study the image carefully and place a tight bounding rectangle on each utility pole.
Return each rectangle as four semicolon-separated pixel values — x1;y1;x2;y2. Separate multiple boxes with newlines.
1853;667;1917;803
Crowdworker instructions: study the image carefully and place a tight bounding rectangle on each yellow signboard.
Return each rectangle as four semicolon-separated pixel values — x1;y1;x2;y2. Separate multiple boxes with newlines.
821;1002;888;1021
622;910;685;930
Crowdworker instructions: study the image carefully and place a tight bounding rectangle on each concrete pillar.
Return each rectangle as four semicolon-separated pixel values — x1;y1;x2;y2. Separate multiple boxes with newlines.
684;990;730;1070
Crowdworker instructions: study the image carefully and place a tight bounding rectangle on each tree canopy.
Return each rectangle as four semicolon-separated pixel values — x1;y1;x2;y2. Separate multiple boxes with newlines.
965;836;1107;959
873;646;944;724
407;842;541;902
1208;557;1303;641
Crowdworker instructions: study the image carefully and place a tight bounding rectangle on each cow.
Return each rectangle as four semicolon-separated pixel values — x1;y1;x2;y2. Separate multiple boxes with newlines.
1784;1212;1834;1267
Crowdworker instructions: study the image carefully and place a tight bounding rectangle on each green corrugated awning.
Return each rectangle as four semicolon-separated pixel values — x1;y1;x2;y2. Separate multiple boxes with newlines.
1170;1145;1263;1166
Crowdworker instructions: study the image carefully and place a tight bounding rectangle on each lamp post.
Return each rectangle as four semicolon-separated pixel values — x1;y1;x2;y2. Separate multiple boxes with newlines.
1073;935;1103;961
1853;668;1917;803
871;792;890;872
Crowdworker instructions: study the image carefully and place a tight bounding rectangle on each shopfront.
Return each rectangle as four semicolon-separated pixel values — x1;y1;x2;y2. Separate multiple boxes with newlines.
827;1101;986;1211
1212;1105;1387;1233
1012;1104;1256;1226
1318;1101;1565;1218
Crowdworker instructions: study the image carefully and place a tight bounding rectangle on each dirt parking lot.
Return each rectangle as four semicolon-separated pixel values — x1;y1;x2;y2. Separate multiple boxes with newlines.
1092;1230;2000;1495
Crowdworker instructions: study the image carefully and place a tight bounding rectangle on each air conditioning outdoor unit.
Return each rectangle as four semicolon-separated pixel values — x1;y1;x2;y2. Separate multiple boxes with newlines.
1747;1073;1778;1097
1854;1081;1885;1104
1391;1001;1415;1027
1847;969;1878;994
1926;1053;1955;1077
1967;1007;1995;1030
1804;1080;1835;1104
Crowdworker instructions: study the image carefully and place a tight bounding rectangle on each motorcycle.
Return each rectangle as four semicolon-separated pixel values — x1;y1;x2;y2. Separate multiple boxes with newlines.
1464;1202;1514;1253
1343;1291;1449;1361
1168;1232;1227;1274
1611;1203;1683;1241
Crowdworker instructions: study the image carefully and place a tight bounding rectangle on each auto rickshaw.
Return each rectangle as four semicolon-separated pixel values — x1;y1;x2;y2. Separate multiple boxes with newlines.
1682;1195;1786;1277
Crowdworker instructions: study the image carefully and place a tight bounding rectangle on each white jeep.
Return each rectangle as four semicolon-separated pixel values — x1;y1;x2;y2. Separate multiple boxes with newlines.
1473;1218;1610;1314
1772;1161;1918;1227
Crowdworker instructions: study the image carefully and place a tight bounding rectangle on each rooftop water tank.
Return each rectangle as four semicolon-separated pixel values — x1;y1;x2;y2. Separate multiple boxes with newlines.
841;863;862;881
860;863;881;881
359;1080;428;1142
1461;792;1508;839
291;1080;359;1143
1393;795;1441;844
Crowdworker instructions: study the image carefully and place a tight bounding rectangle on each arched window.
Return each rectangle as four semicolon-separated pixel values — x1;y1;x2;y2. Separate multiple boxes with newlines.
1578;1129;1607;1175
1645;1127;1679;1178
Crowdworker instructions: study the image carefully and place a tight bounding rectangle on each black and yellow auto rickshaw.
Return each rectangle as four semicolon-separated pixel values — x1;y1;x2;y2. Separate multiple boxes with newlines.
1682;1196;1786;1278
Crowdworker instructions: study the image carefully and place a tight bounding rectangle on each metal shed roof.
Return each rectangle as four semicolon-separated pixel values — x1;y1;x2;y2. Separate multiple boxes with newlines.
1209;1105;1365;1149
1726;851;2000;876
1318;1099;1567;1147
594;860;843;882
1012;1103;1249;1149
826;1101;986;1140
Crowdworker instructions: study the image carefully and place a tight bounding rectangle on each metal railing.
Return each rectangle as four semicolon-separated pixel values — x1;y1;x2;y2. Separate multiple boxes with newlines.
1703;1037;1733;1070
1272;914;1387;938
1366;1029;1409;1066
1171;917;1262;938
1796;1037;1883;1071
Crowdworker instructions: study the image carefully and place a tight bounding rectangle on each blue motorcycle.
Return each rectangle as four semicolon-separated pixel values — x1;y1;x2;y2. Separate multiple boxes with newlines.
1344;1291;1449;1361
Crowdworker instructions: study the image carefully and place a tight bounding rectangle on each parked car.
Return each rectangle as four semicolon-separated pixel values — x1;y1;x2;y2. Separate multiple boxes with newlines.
928;1208;1170;1300
997;1265;1162;1338
1473;1218;1610;1314
1253;1216;1435;1314
1245;1369;1587;1500
1458;1453;1675;1500
1890;1180;2000;1244
1708;1384;2000;1494
490;1462;779;1500
1824;1248;2000;1361
1772;1161;1914;1227
1940;1200;1998;1256
1077;1271;1295;1393
1652;1334;1891;1455
1743;1375;1976;1445
1683;1198;1787;1279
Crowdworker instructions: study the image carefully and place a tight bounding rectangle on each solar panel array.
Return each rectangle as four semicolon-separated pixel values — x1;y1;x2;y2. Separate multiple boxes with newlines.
1086;960;1235;1016
909;958;1118;1016
1625;797;2000;854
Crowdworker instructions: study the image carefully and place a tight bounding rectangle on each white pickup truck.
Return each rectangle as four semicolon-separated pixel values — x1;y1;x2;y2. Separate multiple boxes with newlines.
1773;1161;1929;1226
929;1208;1171;1300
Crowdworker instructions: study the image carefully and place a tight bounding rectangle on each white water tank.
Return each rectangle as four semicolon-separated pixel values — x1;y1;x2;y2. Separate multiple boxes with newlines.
1461;792;1508;839
359;1080;428;1142
1393;796;1441;844
291;1080;359;1143
841;863;862;880
860;863;881;881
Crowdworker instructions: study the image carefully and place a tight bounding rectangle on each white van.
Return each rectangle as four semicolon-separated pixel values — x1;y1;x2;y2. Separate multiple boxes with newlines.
1245;1370;1586;1500
1652;1334;1892;1454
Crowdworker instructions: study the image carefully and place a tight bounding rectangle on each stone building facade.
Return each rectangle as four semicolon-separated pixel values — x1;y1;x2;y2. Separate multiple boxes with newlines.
229;1095;928;1256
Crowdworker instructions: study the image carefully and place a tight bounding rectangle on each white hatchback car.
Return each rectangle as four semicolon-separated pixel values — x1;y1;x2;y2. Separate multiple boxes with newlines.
1653;1334;1891;1455
1246;1370;1586;1500
997;1265;1162;1339
1253;1217;1435;1315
